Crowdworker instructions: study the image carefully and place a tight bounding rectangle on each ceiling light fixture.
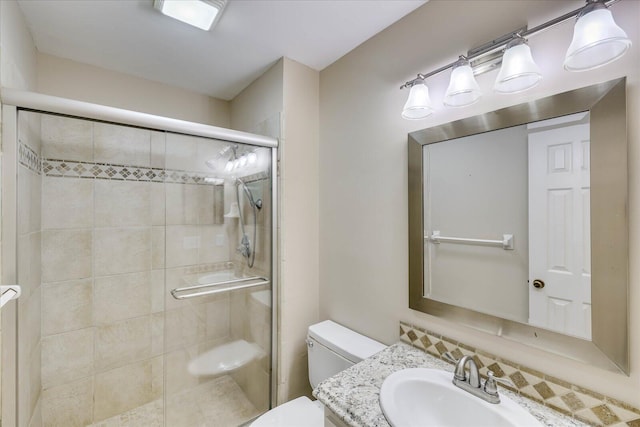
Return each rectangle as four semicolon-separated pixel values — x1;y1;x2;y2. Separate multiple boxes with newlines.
400;0;630;118
153;0;227;31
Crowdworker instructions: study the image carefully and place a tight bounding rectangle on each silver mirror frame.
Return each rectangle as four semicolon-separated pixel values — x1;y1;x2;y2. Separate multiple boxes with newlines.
408;78;628;374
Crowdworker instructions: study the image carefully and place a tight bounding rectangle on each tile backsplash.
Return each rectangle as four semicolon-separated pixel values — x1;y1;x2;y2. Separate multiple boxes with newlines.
400;322;640;427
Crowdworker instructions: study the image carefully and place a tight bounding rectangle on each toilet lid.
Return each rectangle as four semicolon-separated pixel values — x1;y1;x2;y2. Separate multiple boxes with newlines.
250;397;324;427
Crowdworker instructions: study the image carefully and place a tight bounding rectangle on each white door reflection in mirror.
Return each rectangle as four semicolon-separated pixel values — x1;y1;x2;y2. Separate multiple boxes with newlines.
527;113;591;339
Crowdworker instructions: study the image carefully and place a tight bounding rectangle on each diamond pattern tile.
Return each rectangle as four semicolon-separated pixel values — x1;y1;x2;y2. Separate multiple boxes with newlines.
434;341;448;355
509;372;529;389
450;348;464;360
591;405;621;425
562;392;587;412
18;142;42;174
419;335;432;349
41;157;224;186
533;382;555;400
486;362;505;377
73;164;87;174
56;162;70;174
398;321;640;426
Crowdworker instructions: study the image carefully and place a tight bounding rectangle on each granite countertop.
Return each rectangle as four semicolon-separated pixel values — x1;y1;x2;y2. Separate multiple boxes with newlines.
313;342;587;427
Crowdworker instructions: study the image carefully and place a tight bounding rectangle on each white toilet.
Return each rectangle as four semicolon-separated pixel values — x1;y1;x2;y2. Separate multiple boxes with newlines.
251;320;387;427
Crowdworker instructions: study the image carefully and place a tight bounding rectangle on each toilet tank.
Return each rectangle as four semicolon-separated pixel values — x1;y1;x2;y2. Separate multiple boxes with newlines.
306;320;386;389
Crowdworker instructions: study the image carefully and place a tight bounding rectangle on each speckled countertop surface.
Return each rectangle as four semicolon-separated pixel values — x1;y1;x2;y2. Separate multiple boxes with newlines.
313;342;588;427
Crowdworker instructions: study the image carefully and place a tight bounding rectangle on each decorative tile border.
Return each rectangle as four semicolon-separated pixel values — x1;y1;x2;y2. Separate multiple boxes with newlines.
18;142;42;174
42;158;225;185
399;321;640;427
18;142;271;186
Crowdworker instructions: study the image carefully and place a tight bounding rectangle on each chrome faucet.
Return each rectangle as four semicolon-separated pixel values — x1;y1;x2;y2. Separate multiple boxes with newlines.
444;352;513;404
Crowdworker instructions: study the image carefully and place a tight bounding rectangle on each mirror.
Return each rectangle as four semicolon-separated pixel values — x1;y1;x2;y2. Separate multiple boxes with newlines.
408;78;628;374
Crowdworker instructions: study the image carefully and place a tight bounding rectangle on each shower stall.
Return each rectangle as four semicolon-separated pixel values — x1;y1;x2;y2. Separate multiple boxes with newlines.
0;91;278;427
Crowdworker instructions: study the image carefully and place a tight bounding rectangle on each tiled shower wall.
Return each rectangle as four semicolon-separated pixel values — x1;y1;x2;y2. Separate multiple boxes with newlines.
38;114;167;425
25;112;268;426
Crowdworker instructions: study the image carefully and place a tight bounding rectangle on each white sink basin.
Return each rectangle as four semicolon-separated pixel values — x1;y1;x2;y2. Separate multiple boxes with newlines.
379;368;542;427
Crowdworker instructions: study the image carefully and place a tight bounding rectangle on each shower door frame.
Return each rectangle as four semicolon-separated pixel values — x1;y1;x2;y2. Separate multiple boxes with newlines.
0;89;280;425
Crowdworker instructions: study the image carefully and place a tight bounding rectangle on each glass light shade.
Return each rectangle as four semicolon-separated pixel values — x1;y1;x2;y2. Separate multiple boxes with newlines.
443;62;481;107
224;160;234;172
247;152;257;165
402;80;434;120
494;42;542;94
239;155;248;167
205;159;217;169
564;6;631;71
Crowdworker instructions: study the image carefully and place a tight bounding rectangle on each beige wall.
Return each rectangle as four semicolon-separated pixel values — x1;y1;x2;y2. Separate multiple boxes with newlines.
279;58;320;402
0;0;38;91
319;0;640;407
37;53;230;128
231;60;284;133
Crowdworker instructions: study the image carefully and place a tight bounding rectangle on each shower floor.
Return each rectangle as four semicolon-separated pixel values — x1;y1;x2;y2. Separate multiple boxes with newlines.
89;375;260;427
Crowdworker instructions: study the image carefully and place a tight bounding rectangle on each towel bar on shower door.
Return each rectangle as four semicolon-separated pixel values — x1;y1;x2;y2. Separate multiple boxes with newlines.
426;231;514;250
170;276;270;300
0;285;21;308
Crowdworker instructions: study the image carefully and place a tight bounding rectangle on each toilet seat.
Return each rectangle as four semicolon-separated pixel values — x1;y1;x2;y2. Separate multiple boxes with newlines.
250;396;324;427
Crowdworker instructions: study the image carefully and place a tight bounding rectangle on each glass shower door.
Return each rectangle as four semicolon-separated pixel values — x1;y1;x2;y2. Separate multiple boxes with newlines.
162;133;273;426
7;109;274;427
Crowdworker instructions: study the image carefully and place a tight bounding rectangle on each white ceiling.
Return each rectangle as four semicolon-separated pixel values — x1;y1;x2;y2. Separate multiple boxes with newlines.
17;0;427;100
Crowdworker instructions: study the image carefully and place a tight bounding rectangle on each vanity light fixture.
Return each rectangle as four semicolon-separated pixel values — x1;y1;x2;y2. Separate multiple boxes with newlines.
402;76;434;120
247;152;258;165
208;146;259;175
564;0;631;71
153;0;227;31
400;0;630;118
493;36;542;94
443;57;482;107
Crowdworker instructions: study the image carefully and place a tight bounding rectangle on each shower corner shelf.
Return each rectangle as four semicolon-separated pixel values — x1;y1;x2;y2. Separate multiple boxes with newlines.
224;202;241;218
188;339;266;377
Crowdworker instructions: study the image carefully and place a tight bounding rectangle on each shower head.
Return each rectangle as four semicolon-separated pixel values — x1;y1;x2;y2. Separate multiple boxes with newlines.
236;178;262;210
235;176;262;269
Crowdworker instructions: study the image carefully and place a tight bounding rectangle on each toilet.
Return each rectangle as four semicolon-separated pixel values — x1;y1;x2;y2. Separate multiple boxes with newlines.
251;320;387;427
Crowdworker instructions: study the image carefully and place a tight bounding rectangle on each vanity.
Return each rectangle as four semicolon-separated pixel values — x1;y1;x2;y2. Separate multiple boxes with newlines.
313;342;586;427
